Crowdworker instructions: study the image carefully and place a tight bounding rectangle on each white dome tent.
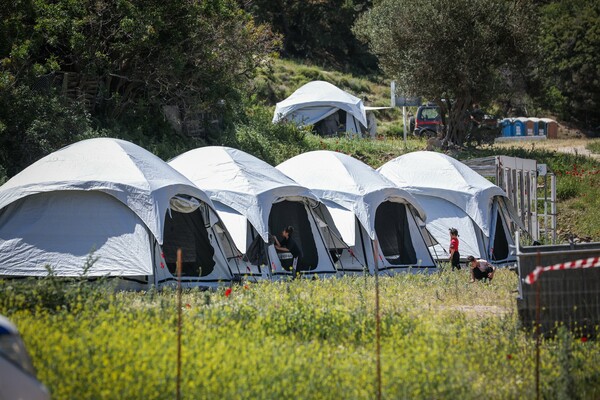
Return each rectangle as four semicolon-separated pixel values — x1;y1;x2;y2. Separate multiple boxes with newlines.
0;138;240;288
169;146;345;279
272;80;368;137
277;151;436;274
378;151;518;266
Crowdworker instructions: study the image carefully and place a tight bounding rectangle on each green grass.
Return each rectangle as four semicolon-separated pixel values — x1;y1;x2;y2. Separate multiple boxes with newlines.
307;135;426;167
251;59;405;136
586;139;600;154
2;270;599;399
254;59;385;105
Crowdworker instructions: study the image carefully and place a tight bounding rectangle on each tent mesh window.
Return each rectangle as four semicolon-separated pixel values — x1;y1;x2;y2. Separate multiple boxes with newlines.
163;208;215;277
269;201;318;272
492;211;509;261
374;202;417;265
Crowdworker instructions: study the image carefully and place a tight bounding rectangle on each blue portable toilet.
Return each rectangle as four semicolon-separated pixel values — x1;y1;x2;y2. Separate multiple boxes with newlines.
513;117;527;136
500;118;513;136
526;118;540;136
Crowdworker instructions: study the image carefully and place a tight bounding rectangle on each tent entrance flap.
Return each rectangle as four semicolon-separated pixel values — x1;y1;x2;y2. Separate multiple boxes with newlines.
163;206;215;277
268;201;318;272
491;210;510;261
242;230;269;266
374;202;417;265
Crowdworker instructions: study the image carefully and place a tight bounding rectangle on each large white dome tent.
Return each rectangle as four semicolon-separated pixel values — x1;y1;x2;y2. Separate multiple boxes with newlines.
277;150;436;274
378;151;519;266
0;138;240;288
169;146;346;279
272;80;368;136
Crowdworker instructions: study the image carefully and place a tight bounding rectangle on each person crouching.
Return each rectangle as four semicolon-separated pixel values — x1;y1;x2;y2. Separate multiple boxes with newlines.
467;255;496;283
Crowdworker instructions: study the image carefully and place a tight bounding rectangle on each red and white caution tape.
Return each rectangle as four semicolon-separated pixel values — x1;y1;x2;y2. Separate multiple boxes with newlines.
524;256;600;284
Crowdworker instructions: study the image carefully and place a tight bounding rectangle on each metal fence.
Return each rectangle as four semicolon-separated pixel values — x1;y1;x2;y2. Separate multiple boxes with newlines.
517;241;600;337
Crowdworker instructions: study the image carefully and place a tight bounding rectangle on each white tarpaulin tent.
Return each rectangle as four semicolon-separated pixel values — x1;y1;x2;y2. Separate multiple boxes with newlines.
272;81;367;136
378;151;517;265
277;151;436;274
0;138;240;288
169;146;345;279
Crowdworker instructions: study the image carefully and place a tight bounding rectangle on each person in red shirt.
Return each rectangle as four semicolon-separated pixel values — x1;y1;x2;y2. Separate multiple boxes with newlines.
449;228;460;271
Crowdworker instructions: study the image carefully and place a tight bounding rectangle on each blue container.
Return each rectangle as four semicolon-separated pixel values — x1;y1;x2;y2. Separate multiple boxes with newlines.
525;118;540;136
513;118;527;136
500;119;513;136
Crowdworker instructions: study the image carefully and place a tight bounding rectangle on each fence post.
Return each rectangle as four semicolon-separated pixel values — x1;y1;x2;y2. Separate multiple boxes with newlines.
177;249;182;400
534;251;541;400
373;240;382;400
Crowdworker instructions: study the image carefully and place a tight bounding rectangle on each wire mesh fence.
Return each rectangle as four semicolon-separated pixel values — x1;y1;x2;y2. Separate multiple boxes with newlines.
517;242;600;338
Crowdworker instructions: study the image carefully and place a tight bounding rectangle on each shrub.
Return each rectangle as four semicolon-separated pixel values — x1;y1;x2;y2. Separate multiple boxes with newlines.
231;104;317;165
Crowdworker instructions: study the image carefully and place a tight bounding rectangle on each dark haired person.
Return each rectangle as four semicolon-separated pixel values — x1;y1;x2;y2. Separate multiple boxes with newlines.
273;226;302;272
449;228;461;271
467;256;496;283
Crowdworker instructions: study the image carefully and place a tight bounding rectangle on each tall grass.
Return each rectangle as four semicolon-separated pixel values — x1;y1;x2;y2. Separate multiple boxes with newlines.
2;270;599;399
586;139;600;154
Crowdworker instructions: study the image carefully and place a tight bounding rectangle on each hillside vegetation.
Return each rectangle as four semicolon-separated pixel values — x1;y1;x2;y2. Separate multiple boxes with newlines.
2;0;598;181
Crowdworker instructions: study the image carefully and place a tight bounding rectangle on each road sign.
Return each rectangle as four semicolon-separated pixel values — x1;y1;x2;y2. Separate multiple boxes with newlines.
394;96;422;107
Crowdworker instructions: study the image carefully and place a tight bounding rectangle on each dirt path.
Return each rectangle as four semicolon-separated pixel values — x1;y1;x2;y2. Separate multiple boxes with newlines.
556;144;600;160
495;137;600;161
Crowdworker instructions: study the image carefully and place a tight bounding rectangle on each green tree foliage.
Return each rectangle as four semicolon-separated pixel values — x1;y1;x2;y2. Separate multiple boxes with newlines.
4;0;279;113
0;0;279;176
239;0;377;73
537;0;600;129
0;84;92;177
353;0;538;145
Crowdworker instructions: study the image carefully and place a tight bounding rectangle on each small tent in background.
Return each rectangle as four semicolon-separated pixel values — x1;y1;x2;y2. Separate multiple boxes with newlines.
277;151;436;274
272;81;368;137
378;151;517;266
0;138;240;288
169;146;345;279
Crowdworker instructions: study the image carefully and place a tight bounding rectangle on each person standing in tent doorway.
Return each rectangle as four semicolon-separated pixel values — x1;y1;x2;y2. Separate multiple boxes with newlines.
272;226;302;273
449;228;460;271
467;256;496;283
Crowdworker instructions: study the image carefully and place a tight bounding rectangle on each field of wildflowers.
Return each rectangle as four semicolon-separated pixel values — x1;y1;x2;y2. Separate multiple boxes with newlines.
2;268;599;399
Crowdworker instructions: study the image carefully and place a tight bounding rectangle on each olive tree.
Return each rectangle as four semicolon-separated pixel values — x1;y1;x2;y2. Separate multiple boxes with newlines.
354;0;537;145
537;0;600;128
